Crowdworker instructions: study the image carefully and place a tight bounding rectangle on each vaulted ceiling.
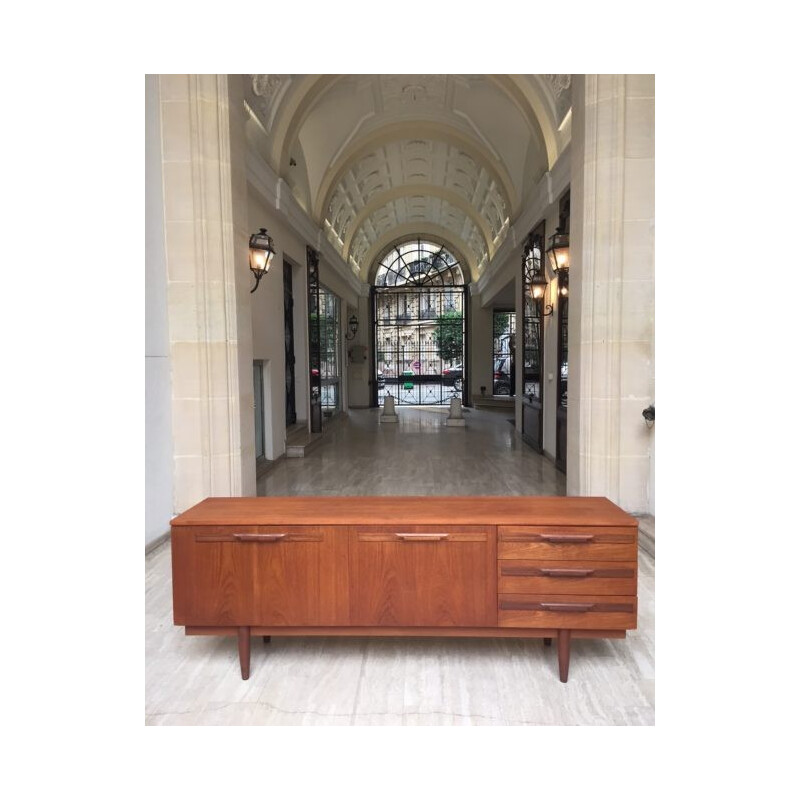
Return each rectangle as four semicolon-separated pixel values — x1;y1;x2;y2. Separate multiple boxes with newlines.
244;74;572;282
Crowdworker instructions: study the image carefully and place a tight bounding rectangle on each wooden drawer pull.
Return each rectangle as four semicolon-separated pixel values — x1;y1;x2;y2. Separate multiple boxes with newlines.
540;534;595;543
539;568;595;578
233;533;287;542
540;602;596;613
395;533;450;541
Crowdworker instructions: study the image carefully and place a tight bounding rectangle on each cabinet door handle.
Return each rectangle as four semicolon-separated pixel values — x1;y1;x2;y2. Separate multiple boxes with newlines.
233;533;287;542
540;602;595;613
539;534;595;543
539;568;595;578
395;533;450;541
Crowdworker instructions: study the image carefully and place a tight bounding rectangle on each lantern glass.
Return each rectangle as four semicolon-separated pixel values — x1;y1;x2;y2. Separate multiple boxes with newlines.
249;229;276;276
529;273;547;300
546;229;570;273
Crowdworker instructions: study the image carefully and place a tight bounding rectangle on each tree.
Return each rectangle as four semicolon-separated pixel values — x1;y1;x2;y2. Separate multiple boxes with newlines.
433;310;463;363
308;311;338;374
493;313;510;340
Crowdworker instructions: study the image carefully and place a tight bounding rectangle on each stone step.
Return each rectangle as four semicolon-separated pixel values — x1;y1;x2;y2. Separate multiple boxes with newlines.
285;425;324;458
472;395;515;409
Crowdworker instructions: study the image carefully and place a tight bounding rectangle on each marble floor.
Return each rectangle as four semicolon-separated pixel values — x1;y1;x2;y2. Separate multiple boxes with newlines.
257;406;566;497
146;407;654;725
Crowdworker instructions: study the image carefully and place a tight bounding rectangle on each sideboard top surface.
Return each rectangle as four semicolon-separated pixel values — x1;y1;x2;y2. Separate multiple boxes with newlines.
171;496;637;527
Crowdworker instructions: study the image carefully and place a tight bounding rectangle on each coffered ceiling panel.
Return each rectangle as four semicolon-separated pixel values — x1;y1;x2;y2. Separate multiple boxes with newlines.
245;74;572;281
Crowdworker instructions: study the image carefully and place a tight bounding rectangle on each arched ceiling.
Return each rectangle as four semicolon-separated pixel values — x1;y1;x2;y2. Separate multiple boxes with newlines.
244;74;571;282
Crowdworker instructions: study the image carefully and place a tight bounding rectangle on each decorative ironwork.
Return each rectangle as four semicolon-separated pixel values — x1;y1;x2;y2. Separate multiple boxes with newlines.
521;221;546;452
307;245;322;432
284;261;296;426
555;190;570;473
373;239;467;406
492;310;515;396
557;274;569;409
253;361;265;459
317;286;341;414
374;239;465;288
522;224;545;402
556;191;570;412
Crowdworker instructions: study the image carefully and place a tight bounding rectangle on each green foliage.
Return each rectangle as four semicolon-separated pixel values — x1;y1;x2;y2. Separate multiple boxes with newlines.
309;312;337;353
493;312;511;339
433;311;463;363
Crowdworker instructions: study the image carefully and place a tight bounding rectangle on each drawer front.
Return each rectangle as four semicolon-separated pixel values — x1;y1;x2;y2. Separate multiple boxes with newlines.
350;526;496;627
498;594;637;630
498;526;637;561
498;560;637;595
356;530;489;543
172;525;349;626
191;525;324;543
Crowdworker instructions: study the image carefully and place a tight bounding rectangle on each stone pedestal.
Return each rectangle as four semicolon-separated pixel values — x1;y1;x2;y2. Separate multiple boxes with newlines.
445;397;466;427
380;394;399;423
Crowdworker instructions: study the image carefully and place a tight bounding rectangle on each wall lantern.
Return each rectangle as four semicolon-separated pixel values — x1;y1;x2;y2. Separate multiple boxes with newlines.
529;272;554;316
345;314;359;340
249;228;276;293
546;227;570;273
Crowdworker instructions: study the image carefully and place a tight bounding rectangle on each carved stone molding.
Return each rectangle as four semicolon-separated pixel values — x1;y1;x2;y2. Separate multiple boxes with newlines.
252;74;286;100
381;75;447;108
545;74;572;124
249;74;290;133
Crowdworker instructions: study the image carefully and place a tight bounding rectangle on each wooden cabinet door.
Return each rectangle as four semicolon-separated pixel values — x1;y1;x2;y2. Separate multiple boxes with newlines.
349;526;496;627
171;526;349;626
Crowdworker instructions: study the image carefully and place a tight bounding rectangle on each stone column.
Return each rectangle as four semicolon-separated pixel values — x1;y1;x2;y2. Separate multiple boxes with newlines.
159;75;256;513
568;75;655;513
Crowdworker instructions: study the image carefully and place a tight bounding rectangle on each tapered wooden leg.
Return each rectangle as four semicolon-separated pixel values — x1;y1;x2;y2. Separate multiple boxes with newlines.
557;629;571;683
238;626;251;680
262;636;271;644
543;637;552;647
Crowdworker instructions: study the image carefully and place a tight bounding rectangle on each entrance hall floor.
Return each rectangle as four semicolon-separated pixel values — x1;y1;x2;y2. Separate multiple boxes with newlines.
258;406;566;496
146;407;654;725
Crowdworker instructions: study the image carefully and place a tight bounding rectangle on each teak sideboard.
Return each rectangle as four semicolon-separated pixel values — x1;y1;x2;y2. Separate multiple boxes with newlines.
171;496;638;682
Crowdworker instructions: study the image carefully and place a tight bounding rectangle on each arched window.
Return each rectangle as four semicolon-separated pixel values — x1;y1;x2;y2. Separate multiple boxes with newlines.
374;240;465;288
372;239;467;406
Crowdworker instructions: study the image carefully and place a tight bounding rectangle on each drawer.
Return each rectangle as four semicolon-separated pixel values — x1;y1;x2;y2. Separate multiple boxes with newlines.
190;525;325;543
498;594;637;630
498;525;637;561
498;560;637;595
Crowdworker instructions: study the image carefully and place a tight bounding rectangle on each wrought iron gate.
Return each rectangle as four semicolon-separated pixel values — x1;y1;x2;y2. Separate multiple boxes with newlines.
372;240;467;406
283;261;296;426
522;222;545;452
307;246;322;432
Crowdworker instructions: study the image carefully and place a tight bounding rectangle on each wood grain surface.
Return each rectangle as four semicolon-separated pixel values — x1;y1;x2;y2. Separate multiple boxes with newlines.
172;525;349;626
498;559;637;595
498;526;637;561
171;496;638;527
498;593;638;629
349;526;496;627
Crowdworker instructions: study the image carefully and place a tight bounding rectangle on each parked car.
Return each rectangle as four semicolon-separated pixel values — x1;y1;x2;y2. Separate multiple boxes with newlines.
442;364;463;391
376;370;385;389
492;357;512;395
492;357;540;395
